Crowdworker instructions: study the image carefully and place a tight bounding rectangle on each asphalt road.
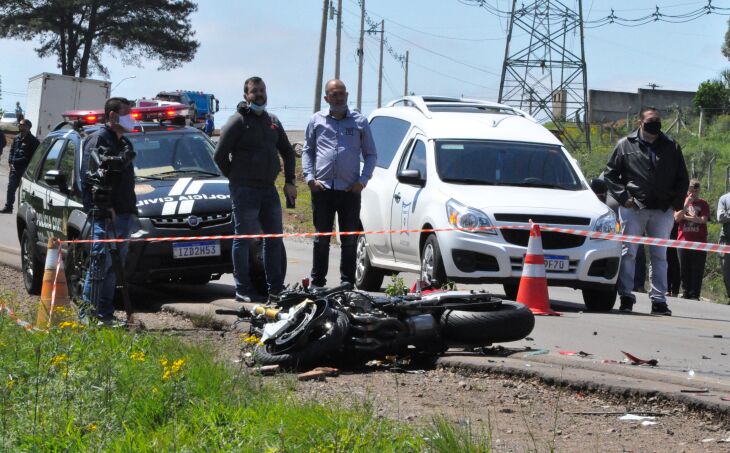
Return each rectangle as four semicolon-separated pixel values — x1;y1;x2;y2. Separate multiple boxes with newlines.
0;150;728;392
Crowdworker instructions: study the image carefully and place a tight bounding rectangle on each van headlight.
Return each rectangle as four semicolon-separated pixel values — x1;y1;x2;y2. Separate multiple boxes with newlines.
446;199;496;235
592;209;618;238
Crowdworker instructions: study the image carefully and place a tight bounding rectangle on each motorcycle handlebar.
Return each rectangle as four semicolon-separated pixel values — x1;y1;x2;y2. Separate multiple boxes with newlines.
214;308;249;317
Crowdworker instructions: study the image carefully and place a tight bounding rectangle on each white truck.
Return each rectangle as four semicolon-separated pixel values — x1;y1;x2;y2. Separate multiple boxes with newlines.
25;73;111;139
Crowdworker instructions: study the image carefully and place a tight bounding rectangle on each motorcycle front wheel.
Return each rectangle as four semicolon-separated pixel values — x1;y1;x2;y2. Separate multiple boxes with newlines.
252;309;349;369
440;301;535;345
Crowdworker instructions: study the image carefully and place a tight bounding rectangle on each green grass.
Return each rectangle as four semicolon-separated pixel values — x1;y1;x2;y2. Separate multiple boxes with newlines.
0;297;498;452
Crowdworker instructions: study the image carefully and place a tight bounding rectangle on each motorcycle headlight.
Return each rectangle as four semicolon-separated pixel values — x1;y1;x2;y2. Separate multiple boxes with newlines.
446;199;496;235
592;209;618;238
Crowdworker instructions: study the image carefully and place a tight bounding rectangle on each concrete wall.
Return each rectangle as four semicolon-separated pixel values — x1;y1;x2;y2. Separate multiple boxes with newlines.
588;88;696;123
588;90;636;123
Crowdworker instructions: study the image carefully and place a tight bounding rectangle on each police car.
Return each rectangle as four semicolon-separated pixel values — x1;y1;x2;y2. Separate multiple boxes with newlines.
16;105;283;299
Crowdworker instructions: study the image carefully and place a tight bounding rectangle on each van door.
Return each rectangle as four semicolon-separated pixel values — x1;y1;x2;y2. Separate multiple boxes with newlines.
362;116;411;262
390;137;428;264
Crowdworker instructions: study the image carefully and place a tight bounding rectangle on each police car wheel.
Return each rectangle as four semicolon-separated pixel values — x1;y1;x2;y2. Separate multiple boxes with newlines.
21;229;43;295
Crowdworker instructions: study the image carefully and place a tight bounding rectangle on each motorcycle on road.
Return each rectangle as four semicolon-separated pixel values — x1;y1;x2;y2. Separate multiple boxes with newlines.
217;283;535;369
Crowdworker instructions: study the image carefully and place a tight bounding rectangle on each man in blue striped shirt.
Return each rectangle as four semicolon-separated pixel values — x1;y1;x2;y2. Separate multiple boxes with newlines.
302;79;377;287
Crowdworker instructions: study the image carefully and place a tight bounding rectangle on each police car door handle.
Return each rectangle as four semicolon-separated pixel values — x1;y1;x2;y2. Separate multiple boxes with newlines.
393;193;401;203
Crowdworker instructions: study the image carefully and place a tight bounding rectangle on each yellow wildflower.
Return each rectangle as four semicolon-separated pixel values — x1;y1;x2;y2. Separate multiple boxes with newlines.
241;333;262;345
159;358;169;367
50;354;68;366
130;351;146;362
86;423;97;432
162;369;171;381
6;376;14;390
171;358;185;374
58;321;84;331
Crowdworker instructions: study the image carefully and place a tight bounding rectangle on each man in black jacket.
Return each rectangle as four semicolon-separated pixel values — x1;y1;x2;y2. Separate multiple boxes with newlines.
2;119;39;214
604;107;689;315
214;76;297;302
80;97;138;325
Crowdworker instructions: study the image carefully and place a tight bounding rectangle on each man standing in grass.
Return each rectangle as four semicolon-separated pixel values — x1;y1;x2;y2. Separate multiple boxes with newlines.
302;79;377;288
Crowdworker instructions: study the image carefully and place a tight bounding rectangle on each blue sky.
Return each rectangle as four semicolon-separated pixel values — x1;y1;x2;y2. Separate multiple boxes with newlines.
0;0;728;130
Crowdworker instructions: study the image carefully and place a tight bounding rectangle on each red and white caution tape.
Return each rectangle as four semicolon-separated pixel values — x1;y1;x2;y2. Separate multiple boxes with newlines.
59;224;730;254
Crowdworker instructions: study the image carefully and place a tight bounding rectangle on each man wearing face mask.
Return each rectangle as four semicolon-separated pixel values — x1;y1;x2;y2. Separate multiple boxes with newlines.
301;79;377;288
80;97;138;325
604;107;689;316
214;76;296;302
1;119;39;214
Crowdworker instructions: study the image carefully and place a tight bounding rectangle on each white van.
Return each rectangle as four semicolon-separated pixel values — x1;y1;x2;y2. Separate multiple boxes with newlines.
356;96;621;311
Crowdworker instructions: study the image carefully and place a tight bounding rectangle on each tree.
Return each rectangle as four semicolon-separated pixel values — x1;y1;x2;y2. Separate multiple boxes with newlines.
693;79;729;117
0;0;199;78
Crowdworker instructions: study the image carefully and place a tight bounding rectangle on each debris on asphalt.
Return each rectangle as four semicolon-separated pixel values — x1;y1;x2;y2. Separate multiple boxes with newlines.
641;421;658;427
721;396;730;402
680;388;709;393
525;349;549;356
701;355;711;359
713;334;723;338
601;359;621;364
621;350;658;366
559;350;592;357
688;370;696;377
297;367;340;382
619;414;656;421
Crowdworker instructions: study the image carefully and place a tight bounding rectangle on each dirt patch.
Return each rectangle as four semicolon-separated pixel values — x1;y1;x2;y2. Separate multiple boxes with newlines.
2;263;728;451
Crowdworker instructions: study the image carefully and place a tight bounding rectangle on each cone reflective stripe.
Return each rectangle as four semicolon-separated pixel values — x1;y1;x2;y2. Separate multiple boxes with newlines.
37;238;74;328
516;223;560;316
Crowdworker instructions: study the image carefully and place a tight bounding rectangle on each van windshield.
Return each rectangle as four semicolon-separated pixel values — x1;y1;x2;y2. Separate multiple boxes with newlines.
435;140;584;190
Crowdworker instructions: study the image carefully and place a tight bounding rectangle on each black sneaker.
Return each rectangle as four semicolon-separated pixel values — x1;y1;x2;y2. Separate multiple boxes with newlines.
0;206;12;214
651;303;672;316
619;297;634;312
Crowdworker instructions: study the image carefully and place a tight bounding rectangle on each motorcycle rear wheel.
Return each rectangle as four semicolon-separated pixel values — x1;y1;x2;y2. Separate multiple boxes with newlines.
252;309;349;369
440;301;535;345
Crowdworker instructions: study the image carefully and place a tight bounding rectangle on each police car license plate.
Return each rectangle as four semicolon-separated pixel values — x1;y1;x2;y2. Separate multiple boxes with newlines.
172;241;220;259
544;255;569;272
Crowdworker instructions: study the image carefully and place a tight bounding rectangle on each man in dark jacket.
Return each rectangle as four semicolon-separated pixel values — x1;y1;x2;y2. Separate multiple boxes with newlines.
2;119;40;213
604;107;689;315
80;97;138;325
214;76;296;302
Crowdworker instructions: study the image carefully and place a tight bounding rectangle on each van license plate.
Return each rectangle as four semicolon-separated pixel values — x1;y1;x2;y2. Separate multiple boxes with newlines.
544;255;569;272
172;240;220;259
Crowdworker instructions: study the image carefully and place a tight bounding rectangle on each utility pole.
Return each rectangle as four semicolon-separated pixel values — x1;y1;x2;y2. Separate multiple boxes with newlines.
499;0;591;152
377;20;384;108
404;50;409;96
314;0;329;113
357;0;365;111
335;0;342;79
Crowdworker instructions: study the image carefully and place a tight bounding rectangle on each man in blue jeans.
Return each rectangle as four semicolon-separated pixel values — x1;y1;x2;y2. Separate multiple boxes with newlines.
214;76;296;301
302;79;377;288
604;107;688;315
80;97;138;325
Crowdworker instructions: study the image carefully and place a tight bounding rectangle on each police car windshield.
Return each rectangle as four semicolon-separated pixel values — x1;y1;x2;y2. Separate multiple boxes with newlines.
436;140;583;190
127;131;221;180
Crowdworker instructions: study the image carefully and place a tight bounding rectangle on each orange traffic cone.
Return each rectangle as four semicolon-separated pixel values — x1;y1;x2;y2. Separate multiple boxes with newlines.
516;223;560;316
37;238;74;328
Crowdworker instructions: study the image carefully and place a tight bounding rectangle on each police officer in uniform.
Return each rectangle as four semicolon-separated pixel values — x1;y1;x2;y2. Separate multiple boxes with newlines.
2;118;39;214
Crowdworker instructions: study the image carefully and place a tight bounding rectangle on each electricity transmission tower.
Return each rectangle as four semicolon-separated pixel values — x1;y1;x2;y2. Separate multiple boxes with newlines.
498;0;591;152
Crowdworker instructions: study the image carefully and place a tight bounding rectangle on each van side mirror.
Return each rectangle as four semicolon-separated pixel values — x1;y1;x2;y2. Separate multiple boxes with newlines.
44;169;68;192
397;169;425;187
